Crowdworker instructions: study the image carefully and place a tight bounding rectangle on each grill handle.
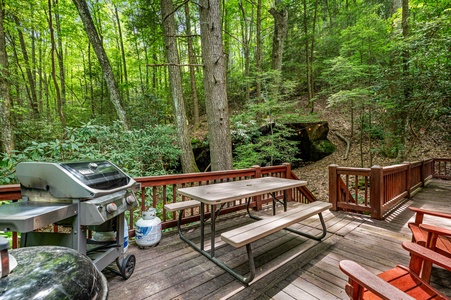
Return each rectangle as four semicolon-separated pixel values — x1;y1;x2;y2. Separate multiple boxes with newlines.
89;181;141;197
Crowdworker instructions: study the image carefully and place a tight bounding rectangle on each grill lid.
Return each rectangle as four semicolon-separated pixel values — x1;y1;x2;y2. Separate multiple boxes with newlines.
60;161;129;190
16;160;138;199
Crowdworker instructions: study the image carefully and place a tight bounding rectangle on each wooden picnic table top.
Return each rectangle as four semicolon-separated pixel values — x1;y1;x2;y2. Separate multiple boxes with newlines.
177;176;307;204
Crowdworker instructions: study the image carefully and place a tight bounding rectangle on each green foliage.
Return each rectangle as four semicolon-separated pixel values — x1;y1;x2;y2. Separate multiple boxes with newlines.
358;114;384;140
231;71;303;169
0;122;181;185
1;0;449;176
326;88;373;109
232;122;301;169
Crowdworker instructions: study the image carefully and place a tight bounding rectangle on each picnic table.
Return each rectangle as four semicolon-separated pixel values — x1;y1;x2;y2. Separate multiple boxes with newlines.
166;176;331;285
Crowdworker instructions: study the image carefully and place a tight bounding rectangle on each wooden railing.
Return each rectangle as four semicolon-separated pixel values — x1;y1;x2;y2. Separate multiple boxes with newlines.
329;158;450;219
0;163;316;248
133;163;315;230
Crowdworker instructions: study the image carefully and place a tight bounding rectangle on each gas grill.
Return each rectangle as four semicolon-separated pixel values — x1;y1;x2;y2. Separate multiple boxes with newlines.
0;160;139;279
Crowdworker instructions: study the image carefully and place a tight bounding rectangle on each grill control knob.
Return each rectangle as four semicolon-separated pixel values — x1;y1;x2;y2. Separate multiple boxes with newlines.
106;203;117;214
126;195;136;205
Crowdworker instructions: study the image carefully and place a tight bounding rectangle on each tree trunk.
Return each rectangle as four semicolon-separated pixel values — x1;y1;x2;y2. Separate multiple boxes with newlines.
199;0;233;171
161;0;199;173
184;2;200;128
13;15;39;117
88;43;95;117
132;29;145;95
222;0;230;70
239;0;251;103
0;0;14;154
72;0;129;130
48;0;66;128
308;0;319;113
383;0;409;159
113;3;129;103
54;0;66;107
269;1;288;72
303;0;309;101
397;0;410;160
256;0;262;111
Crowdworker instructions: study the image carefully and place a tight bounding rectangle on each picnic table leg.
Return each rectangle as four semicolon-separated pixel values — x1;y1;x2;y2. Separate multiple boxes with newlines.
283;190;288;212
210;204;216;257
284;212;328;241
246;197;259;220
209;244;256;286
176;207;256;286
200;203;205;250
272;193;277;215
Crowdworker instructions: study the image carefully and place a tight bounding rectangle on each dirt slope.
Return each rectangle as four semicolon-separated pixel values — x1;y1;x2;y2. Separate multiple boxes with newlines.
292;98;450;202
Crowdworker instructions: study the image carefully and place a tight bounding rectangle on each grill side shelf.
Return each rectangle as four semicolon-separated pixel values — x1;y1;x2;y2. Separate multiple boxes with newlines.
0;202;78;232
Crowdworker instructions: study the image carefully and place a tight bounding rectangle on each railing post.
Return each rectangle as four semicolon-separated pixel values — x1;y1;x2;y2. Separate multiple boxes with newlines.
328;164;338;211
252;165;262;179
404;161;411;198
421;160;425;186
283;163;292;179
252;165;263;210
283;163;294;201
370;165;383;219
432;158;436;179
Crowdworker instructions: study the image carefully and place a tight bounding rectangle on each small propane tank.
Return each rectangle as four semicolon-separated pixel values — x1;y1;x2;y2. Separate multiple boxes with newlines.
135;208;162;247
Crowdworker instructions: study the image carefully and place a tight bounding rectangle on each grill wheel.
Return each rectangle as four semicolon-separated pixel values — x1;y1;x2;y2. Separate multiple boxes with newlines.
117;254;136;280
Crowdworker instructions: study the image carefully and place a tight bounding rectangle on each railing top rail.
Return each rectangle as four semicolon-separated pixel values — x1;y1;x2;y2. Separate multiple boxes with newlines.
336;168;371;176
434;158;451;162
135;170;256;186
135;165;290;187
380;163;409;171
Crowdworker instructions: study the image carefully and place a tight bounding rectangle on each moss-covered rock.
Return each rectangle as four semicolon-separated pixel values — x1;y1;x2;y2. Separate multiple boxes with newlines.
310;139;336;160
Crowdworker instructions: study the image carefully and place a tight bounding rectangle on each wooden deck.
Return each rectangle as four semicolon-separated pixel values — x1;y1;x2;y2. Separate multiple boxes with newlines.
106;179;451;300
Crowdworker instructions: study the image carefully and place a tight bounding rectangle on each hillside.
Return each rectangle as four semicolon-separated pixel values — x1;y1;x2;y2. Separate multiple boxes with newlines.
292;98;450;202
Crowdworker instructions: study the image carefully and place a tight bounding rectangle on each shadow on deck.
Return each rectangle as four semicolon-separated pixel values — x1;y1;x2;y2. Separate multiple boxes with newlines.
106;179;451;300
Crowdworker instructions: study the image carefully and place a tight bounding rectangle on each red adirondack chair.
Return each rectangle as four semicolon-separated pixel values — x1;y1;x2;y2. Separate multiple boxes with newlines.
408;207;451;281
339;242;451;300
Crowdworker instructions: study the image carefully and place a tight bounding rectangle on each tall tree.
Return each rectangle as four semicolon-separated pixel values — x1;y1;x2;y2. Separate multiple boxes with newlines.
0;0;14;154
54;0;66;107
49;0;66;128
184;2;200;128
113;2;129;103
304;0;319;113
199;0;233;171
72;0;129;129
239;0;252;103
13;15;39;117
160;0;199;173
269;0;288;72
255;0;262;106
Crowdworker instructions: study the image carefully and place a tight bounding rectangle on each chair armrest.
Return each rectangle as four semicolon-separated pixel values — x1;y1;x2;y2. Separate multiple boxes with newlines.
420;224;451;238
408;222;427;245
409;207;451;223
402;241;451;272
339;260;415;300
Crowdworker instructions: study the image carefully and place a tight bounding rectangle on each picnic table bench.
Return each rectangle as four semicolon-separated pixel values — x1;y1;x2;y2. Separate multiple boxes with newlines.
167;177;331;285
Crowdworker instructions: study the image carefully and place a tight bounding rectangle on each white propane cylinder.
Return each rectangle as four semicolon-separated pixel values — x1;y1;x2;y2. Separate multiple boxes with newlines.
135;208;162;247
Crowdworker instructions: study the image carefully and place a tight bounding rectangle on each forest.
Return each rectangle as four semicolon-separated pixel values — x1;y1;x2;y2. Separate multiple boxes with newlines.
0;0;450;184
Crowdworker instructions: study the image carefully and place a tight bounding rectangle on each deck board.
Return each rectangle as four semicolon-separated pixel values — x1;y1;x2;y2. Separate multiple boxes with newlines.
107;179;451;300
